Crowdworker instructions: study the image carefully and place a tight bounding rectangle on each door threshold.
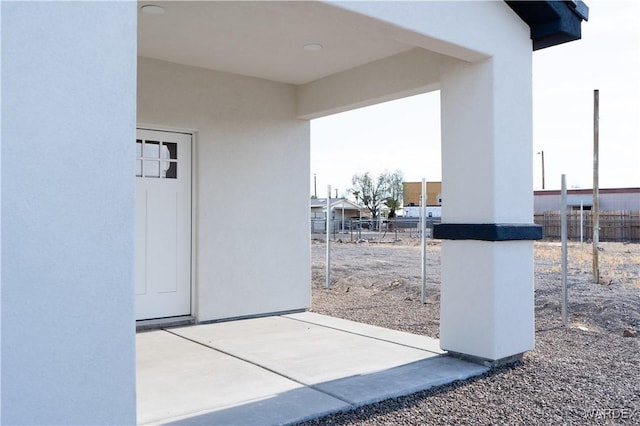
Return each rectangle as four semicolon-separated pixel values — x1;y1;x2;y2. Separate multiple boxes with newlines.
136;315;195;332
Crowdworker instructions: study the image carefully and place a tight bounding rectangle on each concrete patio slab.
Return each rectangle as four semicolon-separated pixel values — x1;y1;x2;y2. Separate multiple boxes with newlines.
284;312;445;354
136;330;347;425
136;313;489;425
313;355;489;407
169;314;441;385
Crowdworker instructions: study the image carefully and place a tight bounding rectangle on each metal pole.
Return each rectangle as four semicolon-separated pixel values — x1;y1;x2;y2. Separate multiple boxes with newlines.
537;151;545;189
561;174;568;326
593;89;600;284
350;219;353;242
580;201;584;248
394;218;397;241
341;202;345;234
326;185;331;289
314;173;317;198
421;178;427;304
541;151;545;190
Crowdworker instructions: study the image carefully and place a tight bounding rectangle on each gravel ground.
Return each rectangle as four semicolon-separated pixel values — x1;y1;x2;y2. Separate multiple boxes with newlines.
300;237;640;425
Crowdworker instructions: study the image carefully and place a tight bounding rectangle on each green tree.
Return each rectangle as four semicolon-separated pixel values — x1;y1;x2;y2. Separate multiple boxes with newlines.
383;170;404;218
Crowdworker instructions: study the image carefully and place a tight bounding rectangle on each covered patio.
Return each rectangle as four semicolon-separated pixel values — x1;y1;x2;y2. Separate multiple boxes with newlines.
136;313;487;425
2;1;587;424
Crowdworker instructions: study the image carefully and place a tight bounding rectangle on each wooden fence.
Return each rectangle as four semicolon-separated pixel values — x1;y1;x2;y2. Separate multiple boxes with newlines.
534;210;640;242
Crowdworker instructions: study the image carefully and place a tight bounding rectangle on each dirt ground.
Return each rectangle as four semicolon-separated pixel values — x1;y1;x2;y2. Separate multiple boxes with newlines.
310;236;640;337
305;236;640;424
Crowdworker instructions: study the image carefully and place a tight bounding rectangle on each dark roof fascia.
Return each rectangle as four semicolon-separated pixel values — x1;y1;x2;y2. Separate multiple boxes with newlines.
505;1;589;51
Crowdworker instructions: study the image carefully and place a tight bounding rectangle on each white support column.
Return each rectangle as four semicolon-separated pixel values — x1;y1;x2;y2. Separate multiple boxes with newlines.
437;47;538;363
1;2;137;423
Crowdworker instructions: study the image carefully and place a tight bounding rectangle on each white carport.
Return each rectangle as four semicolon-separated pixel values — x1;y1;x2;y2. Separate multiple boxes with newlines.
1;1;587;423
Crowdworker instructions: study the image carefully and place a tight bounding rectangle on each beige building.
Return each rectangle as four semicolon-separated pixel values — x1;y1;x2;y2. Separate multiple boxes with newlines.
403;181;442;206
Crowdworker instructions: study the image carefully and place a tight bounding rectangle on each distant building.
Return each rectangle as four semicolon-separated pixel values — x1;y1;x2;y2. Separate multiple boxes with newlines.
402;182;442;218
311;198;365;220
403;181;442;206
311;198;366;233
534;188;640;212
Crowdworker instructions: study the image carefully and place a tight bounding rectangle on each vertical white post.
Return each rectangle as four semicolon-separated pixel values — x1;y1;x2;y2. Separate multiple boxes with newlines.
326;185;331;289
580;201;584;248
421;178;427;304
439;45;535;361
341;202;345;234
592;89;600;284
561;175;568;326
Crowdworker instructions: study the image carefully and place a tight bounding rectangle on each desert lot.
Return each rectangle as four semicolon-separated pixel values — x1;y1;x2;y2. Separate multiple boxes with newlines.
305;237;639;424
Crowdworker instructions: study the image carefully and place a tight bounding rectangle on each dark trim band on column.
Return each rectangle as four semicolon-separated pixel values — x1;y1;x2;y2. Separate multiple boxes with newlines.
433;223;543;241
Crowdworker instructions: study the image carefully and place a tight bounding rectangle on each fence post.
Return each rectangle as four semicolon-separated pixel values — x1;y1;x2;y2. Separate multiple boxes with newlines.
421;178;427;304
593;89;600;283
561;175;568;326
326;186;331;289
580;201;584;248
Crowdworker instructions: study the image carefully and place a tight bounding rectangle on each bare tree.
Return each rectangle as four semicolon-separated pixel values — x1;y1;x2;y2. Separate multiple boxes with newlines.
350;172;386;219
350;170;404;219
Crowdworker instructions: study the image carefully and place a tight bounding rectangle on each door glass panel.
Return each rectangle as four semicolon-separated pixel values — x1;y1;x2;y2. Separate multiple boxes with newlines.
144;160;160;178
143;141;160;158
160;144;170;160
163;162;177;179
164;142;177;160
161;142;178;179
136;140;179;179
136;140;143;177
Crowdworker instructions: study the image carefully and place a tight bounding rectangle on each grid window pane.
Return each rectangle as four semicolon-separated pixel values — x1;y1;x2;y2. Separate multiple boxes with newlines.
163;161;177;179
143;141;160;158
164;142;178;160
144;160;160;178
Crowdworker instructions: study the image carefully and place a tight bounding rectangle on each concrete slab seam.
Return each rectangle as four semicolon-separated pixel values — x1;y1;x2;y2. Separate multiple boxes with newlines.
282;314;443;355
161;329;356;406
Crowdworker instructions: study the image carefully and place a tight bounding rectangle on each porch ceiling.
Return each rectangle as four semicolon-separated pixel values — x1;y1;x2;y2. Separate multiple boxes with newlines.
137;1;418;85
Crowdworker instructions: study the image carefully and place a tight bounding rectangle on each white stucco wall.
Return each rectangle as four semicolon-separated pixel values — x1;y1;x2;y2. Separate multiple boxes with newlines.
1;2;137;423
297;48;441;119
332;0;537;360
437;8;535;359
138;58;311;322
331;1;520;61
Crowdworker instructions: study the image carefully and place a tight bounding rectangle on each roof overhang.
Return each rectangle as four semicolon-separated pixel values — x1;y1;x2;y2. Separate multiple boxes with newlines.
505;1;589;50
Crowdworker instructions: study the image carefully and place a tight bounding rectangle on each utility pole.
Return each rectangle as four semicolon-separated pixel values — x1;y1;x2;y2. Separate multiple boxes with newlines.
593;89;600;284
537;150;545;189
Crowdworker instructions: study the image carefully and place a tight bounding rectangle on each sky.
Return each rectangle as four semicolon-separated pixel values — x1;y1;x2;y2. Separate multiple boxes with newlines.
310;0;640;198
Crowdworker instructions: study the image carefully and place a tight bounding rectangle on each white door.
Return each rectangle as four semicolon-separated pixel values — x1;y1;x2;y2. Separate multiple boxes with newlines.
135;129;192;320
